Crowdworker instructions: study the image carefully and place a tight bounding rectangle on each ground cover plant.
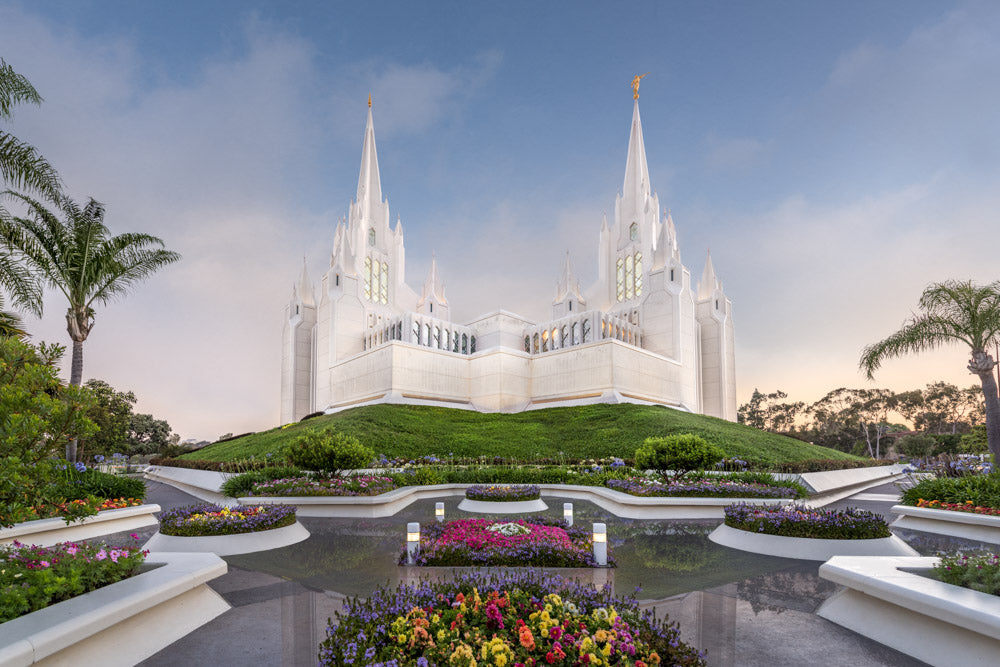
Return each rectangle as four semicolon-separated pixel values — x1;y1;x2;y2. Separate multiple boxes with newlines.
403;517;608;567
606;477;800;499
245;475;395;497
179;403;862;465
465;484;541;502
914;499;1000;516
8;496;144;525
934;551;1000;596
724;503;892;539
158;503;297;537
319;568;706;666
900;471;1000;510
0;537;147;623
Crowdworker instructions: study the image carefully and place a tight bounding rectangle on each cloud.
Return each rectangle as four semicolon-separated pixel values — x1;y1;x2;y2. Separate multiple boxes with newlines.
702;135;770;171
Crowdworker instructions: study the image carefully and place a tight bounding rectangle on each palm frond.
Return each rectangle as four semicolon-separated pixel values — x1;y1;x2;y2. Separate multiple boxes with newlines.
0;132;62;200
860;314;968;379
0;58;43;119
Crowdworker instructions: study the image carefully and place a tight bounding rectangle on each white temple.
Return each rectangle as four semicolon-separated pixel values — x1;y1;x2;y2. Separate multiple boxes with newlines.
280;90;736;424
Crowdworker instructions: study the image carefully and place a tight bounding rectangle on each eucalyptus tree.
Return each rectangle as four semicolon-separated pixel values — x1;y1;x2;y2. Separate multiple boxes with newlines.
860;280;1000;460
0;193;180;460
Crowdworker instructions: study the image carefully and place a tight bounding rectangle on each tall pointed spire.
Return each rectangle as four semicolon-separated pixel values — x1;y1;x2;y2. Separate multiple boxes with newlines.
698;250;718;300
356;100;383;220
420;253;447;306
622;99;651;206
298;257;315;307
553;251;586;306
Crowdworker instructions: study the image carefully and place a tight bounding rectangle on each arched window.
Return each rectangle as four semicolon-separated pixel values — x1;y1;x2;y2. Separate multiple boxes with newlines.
470;336;476;354
412;322;420;344
363;257;372;300
629;222;638;241
462;333;468;354
454;332;460;353
368;227;376;246
561;326;568;347
616;258;625;302
572;322;579;345
541;329;549;352
533;333;540;353
634;252;643;297
625;255;633;300
434;326;440;348
582;319;591;343
524;336;530;353
551;327;559;349
425;323;432;347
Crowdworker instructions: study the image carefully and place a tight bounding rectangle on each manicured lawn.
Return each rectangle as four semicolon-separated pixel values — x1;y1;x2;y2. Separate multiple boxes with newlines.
182;403;860;465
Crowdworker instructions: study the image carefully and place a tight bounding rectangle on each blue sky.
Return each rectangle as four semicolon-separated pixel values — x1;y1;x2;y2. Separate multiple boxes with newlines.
2;1;998;439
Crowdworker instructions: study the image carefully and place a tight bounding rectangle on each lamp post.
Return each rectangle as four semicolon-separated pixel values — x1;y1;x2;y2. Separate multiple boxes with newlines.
564;502;574;527
435;502;445;522
592;522;607;566
406;522;420;565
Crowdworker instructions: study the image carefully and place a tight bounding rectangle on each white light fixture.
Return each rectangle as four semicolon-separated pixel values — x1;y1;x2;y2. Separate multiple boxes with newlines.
406;522;420;565
564;502;574;527
592;522;607;566
435;502;445;522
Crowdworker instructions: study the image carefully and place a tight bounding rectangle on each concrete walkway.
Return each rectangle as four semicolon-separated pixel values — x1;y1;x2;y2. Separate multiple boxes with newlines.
132;481;929;667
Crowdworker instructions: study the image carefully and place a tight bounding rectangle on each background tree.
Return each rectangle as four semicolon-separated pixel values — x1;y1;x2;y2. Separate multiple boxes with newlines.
81;379;136;458
737;388;805;433
127;412;173;455
0;193;180;460
860;280;1000;460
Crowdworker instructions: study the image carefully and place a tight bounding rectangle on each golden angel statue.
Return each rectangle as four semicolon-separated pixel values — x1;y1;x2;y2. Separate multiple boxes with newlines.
631;72;649;99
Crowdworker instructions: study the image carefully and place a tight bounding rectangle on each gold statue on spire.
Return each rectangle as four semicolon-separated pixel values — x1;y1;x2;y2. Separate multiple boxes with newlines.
368;93;372;108
631;72;649;100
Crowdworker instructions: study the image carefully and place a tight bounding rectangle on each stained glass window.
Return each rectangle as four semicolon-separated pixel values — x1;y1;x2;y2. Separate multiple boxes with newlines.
363;257;371;300
524;336;530;353
368;228;375;246
616;258;624;302
625;255;633;300
629;222;638;241
470;336;476;354
582;319;591;343
462;333;468;354
634;252;643;297
380;261;389;304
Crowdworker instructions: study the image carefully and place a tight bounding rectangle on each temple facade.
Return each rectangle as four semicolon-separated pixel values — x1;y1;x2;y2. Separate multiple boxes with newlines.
280;93;736;424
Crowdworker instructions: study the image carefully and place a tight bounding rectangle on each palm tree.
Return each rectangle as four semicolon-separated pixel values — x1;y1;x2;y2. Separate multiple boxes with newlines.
860;280;1000;460
0;192;180;460
1;58;62;329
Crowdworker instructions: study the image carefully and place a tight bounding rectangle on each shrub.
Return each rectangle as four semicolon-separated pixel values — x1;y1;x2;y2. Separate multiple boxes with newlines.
896;433;936;459
635;434;724;478
283;429;373;475
0;537;148;623
53;468;146;502
931;433;962;456
724;503;891;539
934;551;1000;596
221;466;304;498
158;503;297;536
961;425;989;454
900;472;1000;509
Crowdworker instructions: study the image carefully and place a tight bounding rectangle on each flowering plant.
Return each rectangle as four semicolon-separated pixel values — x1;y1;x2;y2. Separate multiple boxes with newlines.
724;503;891;540
319;569;705;666
159;503;297;537
934;551;1000;596
402;517;611;567
246;475;395;497
915;498;1000;516
607;477;797;499
0;537;148;622
6;496;144;526
465;485;541;502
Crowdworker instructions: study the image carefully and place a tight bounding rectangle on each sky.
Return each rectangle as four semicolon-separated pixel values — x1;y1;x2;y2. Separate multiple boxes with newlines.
1;1;998;440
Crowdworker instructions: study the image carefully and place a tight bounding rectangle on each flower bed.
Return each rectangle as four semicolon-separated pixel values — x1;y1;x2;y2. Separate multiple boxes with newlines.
319;569;705;666
607;477;798;499
900;469;1000;509
246;475;395;497
8;496;145;524
934;551;1000;595
723;503;891;539
465;484;541;502
0;537;147;623
402;517;610;567
916;498;1000;516
159;503;297;537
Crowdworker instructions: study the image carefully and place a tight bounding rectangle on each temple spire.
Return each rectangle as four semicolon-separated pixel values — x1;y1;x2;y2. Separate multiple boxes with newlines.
698;250;718;300
297;257;315;307
356;102;383;219
622;99;651;205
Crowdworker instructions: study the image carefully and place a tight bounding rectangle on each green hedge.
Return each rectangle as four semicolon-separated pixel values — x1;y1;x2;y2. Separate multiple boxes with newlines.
54;470;145;501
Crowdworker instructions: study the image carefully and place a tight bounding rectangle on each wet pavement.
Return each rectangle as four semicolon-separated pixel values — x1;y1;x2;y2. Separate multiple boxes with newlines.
117;477;992;667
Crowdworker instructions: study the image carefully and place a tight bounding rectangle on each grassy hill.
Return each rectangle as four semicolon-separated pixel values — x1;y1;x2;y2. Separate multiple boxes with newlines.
182;403;860;466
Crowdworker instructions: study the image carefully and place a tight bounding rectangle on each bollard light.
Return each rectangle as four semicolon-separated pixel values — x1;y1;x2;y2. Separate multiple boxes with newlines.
563;502;574;527
435;502;445;522
406;522;421;565
592;522;607;566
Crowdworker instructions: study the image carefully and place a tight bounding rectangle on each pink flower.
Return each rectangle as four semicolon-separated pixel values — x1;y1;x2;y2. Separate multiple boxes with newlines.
130;533;139;539
96;549;107;561
39;560;50;568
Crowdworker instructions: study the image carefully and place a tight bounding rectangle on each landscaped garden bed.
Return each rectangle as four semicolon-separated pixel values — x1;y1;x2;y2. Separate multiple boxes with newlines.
606;476;800;499
244;475;395;497
818;555;1000;667
709;503;918;560
464;484;541;502
319;568;705;666
143;503;309;556
401;517;609;567
891;463;1000;543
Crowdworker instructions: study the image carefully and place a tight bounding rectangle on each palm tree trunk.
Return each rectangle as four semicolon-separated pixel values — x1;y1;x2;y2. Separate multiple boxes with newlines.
66;339;83;461
978;371;1000;461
